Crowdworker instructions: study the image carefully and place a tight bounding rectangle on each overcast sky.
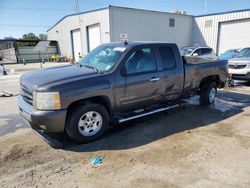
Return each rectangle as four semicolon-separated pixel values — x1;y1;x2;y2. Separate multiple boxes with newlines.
0;0;250;39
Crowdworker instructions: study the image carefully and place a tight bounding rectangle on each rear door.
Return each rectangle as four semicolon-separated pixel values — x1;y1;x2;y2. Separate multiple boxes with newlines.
156;44;184;100
120;46;162;108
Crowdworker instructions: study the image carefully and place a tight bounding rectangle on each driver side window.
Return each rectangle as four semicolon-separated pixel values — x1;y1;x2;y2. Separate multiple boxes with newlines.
125;48;157;75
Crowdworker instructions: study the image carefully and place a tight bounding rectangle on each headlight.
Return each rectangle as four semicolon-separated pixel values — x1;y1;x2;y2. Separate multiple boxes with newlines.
34;92;61;110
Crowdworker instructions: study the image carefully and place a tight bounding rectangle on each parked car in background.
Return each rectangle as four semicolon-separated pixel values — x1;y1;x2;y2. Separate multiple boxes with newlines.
228;47;250;82
219;49;240;60
180;46;217;60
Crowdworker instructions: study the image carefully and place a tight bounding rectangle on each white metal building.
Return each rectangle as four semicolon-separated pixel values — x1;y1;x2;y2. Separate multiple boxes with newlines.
48;5;193;60
194;9;250;54
48;6;250;60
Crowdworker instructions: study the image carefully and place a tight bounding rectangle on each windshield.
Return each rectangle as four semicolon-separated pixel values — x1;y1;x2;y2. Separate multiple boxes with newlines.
224;50;235;54
180;47;195;56
236;48;250;58
222;49;239;54
78;45;126;72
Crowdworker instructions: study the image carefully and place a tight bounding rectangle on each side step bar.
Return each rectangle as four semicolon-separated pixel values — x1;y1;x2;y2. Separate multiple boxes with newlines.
118;104;180;123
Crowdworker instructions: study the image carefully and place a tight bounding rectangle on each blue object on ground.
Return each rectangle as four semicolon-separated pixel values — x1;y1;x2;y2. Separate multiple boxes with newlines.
91;157;104;165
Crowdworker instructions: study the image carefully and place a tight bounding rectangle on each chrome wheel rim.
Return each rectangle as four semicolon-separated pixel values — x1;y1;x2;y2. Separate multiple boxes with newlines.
78;111;103;137
209;87;216;103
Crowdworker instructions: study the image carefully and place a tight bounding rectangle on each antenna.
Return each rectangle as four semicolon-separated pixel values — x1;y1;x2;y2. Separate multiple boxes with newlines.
204;0;208;14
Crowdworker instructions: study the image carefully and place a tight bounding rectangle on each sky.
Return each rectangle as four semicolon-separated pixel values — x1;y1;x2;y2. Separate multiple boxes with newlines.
0;0;250;39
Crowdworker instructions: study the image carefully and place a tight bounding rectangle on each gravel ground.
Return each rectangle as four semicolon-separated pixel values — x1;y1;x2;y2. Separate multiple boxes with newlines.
1;67;250;187
0;85;250;187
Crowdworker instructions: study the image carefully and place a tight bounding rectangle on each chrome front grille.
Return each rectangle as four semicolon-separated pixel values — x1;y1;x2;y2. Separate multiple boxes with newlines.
229;64;247;69
20;85;33;106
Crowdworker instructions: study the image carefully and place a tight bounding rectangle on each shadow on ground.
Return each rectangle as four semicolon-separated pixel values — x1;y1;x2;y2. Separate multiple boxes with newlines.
0;114;28;136
60;90;250;152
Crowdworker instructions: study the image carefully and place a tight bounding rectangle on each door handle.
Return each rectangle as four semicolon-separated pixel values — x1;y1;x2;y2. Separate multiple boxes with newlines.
149;77;160;82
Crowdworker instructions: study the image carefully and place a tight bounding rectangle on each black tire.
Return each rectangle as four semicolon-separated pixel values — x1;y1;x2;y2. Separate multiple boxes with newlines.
66;103;109;143
200;81;217;106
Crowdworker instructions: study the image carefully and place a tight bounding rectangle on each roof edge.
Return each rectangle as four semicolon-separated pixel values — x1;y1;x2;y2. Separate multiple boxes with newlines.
109;5;192;17
47;5;193;32
47;6;109;32
196;8;250;18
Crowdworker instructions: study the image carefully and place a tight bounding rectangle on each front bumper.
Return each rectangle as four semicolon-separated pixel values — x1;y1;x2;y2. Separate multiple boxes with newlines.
231;73;250;81
18;96;67;133
228;68;250;81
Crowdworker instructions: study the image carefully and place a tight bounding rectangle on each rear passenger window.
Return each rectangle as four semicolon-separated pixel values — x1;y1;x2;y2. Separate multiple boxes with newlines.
201;48;212;55
193;49;202;56
159;47;176;69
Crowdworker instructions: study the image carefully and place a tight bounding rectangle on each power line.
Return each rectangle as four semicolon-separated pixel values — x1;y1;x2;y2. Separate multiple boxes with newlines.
0;24;51;28
204;0;208;13
0;6;73;11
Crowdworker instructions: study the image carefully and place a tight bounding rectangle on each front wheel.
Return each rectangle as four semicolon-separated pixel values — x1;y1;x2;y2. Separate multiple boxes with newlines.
66;103;109;143
200;82;217;106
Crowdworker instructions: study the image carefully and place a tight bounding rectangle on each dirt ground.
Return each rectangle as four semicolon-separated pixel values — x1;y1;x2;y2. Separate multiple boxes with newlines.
1;86;250;187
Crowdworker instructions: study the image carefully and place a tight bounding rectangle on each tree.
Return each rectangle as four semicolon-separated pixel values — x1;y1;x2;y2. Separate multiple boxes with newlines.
38;33;48;40
21;33;39;40
21;33;47;40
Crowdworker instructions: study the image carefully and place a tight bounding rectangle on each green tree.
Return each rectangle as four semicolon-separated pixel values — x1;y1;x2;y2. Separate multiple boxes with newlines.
38;33;48;40
21;33;39;40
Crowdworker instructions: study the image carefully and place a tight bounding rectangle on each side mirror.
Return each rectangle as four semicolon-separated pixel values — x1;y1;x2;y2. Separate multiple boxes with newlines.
192;53;199;57
121;66;127;76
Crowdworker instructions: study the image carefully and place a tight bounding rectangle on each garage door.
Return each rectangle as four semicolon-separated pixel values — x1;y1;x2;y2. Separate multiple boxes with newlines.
71;29;82;62
87;24;101;52
218;19;250;55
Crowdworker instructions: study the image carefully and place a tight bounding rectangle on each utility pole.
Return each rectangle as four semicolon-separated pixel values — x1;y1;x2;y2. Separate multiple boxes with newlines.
74;0;80;13
204;0;208;14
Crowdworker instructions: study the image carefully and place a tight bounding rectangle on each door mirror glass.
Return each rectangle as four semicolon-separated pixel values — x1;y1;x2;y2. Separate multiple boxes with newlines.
192;53;198;57
121;66;127;76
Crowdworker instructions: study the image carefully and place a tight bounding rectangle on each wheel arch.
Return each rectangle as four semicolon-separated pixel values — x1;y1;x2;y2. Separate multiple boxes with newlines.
199;75;220;90
67;95;113;118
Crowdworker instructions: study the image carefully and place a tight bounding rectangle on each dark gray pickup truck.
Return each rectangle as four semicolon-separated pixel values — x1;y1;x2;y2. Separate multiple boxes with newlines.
18;42;228;143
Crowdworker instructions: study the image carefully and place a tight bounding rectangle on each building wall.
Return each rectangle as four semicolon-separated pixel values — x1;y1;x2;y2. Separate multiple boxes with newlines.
194;10;250;53
109;6;194;48
48;8;110;57
48;6;250;58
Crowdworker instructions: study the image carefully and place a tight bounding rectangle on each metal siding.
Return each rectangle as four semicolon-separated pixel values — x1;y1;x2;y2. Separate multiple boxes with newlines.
48;9;110;57
195;10;250;53
109;7;193;48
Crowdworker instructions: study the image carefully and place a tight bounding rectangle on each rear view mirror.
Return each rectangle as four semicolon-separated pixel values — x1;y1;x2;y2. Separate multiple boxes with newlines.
192;53;199;57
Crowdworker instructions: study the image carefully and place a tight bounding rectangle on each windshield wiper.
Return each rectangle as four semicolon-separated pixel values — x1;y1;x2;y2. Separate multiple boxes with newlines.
80;64;99;73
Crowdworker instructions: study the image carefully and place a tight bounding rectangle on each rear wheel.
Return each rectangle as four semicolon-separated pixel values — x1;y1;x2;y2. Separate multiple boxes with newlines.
66;103;109;143
200;82;217;106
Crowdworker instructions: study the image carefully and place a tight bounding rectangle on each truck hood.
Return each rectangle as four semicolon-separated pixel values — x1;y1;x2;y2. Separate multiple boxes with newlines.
229;57;250;64
21;64;97;91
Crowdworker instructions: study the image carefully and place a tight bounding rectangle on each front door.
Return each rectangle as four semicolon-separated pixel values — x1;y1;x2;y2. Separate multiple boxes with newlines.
120;47;162;108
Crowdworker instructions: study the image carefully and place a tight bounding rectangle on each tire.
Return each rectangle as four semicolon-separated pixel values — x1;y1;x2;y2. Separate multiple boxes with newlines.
200;81;217;106
66;103;109;143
